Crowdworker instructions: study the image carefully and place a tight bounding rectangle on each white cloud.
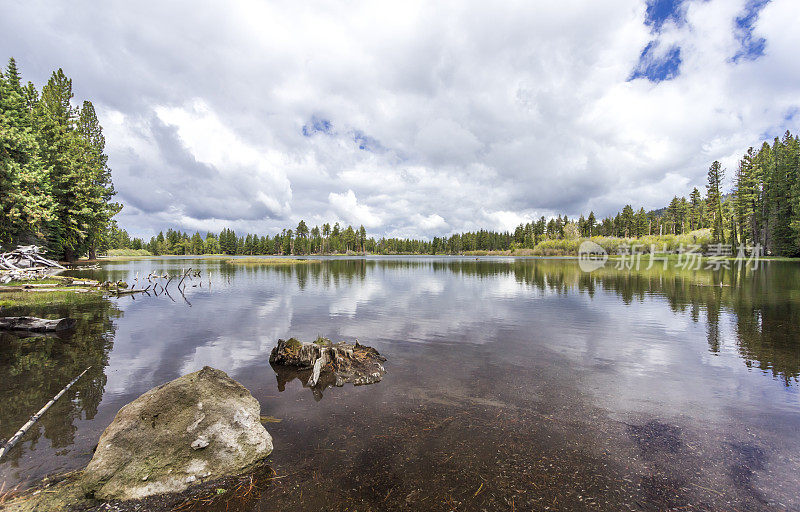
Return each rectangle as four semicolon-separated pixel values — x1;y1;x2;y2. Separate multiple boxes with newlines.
2;0;798;238
411;213;448;231
328;189;382;228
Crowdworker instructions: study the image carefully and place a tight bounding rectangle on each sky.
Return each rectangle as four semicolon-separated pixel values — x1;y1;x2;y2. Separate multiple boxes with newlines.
1;0;799;240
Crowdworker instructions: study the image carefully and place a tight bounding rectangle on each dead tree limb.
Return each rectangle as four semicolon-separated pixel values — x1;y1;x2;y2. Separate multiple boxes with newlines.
0;367;91;461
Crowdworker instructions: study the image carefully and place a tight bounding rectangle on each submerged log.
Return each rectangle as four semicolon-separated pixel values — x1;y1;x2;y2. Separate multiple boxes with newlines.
0;316;77;332
269;338;387;398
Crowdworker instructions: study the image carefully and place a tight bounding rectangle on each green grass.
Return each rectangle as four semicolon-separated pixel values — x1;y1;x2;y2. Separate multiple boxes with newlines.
463;250;512;256
0;289;105;308
3;278;64;286
0;275;104;308
525;229;714;257
105;248;153;257
226;257;321;265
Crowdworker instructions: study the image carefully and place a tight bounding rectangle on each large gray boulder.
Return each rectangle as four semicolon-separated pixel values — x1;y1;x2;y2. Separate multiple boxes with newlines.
82;366;272;500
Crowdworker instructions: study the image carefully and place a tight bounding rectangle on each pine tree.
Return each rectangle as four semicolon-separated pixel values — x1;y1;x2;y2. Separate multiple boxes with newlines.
706;161;726;244
635;208;648;237
678;197;688;234
0;58;54;247
586;211;596;236
788;135;800;253
34;68;96;260
667;196;680;234
358;225;366;252
620;205;634;237
689;187;702;230
734;147;760;245
77;100;118;258
767;134;797;255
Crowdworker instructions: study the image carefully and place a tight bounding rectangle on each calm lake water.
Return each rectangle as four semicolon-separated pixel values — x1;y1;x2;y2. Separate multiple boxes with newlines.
1;257;799;511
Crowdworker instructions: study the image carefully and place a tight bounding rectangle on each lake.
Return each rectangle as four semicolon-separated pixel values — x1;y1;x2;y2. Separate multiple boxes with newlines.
1;256;799;511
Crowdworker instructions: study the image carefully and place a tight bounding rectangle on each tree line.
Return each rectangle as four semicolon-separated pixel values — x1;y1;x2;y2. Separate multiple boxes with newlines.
109;131;800;257
571;130;799;256
4;55;796;258
0;57;118;260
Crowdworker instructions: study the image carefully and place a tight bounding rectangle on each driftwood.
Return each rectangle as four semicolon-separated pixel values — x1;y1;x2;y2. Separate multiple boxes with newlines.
0;245;64;271
270;338;387;400
0;245;65;284
0;367;90;461
0;316;77;332
114;288;146;295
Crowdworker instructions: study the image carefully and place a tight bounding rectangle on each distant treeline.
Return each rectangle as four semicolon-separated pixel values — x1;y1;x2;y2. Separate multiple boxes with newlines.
109;131;800;257
0;57;118;260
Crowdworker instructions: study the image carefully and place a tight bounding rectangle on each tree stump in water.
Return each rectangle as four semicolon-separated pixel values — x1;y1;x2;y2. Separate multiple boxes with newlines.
269;338;387;399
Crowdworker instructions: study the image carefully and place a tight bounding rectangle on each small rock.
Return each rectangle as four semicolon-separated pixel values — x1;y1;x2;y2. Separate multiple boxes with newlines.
191;436;209;450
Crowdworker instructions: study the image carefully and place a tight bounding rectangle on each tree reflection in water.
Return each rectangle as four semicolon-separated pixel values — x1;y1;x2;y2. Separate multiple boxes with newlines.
233;258;800;386
0;295;121;465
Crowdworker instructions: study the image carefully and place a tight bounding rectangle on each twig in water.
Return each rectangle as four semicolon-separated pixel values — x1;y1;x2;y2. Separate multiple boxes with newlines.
179;268;192;288
0;367;91;461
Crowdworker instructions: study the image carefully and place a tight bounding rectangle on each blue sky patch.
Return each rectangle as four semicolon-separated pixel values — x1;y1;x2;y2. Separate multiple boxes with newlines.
645;0;685;32
732;0;770;62
757;109;798;141
302;116;333;136
629;42;682;82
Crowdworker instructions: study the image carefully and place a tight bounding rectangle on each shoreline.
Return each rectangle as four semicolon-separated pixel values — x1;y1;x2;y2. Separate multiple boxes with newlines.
89;253;800;262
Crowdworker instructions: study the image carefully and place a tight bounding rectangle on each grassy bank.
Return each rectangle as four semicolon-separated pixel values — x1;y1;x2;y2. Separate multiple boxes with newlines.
463;250;512;256
0;289;107;309
105;248;153;257
0;277;105;308
226;258;321;265
525;229;713;256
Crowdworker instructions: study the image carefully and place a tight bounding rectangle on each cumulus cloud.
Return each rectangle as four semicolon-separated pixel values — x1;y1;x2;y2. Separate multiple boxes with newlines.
328;189;382;228
1;0;798;239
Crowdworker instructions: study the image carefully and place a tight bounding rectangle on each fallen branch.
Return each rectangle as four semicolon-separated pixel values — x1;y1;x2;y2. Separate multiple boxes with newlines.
0;367;91;461
114;288;146;295
178;267;192;288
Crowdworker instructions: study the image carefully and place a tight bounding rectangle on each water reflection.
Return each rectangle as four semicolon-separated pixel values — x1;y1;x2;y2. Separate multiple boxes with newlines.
1;257;799;509
227;258;800;386
271;363;340;401
0;296;120;466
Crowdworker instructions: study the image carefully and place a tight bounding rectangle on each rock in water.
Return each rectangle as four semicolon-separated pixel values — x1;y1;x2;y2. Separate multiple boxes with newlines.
82;366;272;500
